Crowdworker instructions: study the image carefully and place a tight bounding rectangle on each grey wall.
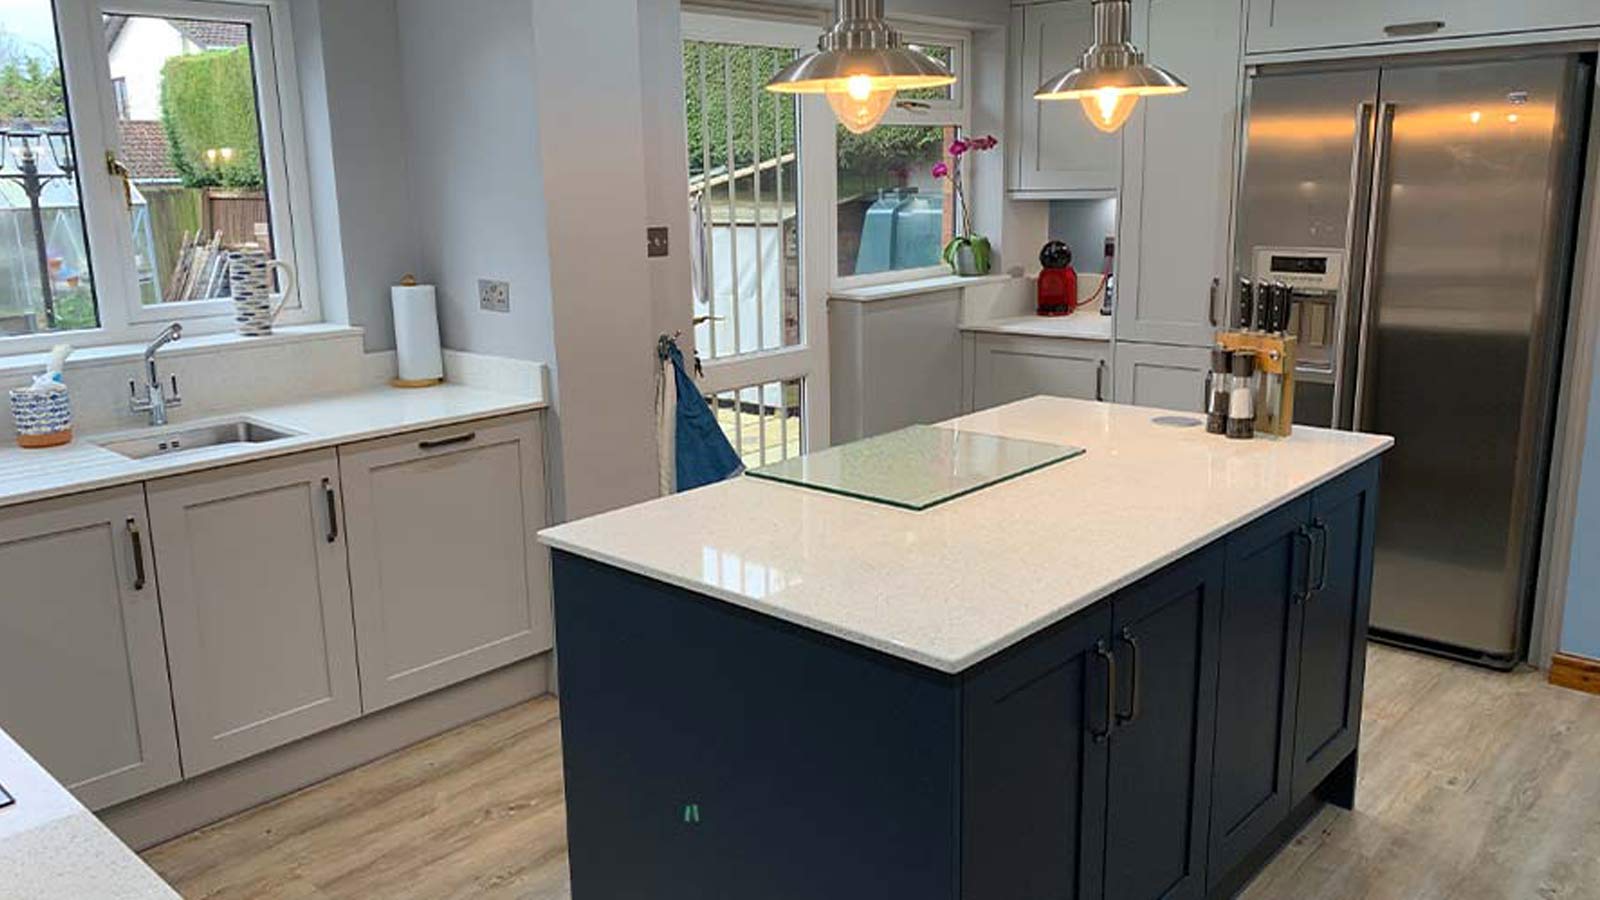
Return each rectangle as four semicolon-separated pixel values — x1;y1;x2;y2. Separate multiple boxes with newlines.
394;0;558;367
291;0;419;352
1047;198;1118;274
1562;367;1600;658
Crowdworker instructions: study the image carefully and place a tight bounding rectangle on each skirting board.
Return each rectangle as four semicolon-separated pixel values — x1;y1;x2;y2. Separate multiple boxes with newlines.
101;652;551;851
1548;652;1600;696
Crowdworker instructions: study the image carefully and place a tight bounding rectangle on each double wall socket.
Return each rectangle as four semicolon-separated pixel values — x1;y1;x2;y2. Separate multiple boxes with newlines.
479;279;510;313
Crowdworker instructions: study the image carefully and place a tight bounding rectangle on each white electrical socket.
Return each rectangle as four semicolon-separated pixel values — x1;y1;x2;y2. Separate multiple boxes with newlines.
479;279;510;313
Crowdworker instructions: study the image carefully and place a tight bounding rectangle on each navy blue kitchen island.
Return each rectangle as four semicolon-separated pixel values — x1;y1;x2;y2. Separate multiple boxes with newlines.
540;398;1390;900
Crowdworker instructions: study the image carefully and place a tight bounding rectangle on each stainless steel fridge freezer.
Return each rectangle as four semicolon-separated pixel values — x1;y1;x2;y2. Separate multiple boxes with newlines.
1233;51;1593;667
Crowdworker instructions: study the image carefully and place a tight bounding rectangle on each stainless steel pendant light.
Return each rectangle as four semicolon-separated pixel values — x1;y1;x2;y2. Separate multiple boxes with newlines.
765;0;956;134
1034;0;1187;133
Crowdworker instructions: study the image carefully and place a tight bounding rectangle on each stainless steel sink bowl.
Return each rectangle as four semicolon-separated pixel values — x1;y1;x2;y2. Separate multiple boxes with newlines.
97;420;298;460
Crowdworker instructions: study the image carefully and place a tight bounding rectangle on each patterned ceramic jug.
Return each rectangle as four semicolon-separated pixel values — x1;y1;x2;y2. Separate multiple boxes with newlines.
228;247;297;336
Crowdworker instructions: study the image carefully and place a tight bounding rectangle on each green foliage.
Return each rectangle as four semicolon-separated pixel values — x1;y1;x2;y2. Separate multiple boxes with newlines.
52;285;98;331
0;58;65;122
684;41;798;178
160;47;263;189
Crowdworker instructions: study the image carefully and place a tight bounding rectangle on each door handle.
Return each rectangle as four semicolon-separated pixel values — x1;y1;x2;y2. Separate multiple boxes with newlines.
1116;628;1141;725
418;431;476;451
1092;640;1117;743
1293;524;1315;604
1332;102;1377;428
322;478;339;543
1352;103;1396;433
1311;518;1330;594
126;517;146;591
1095;360;1107;402
1384;20;1443;37
1208;277;1220;327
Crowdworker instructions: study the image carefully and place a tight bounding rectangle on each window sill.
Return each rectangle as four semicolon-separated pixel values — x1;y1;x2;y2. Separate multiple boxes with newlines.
0;324;364;379
829;273;1017;303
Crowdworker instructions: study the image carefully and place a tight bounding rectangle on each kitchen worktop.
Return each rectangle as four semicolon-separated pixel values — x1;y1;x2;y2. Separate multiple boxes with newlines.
0;383;544;510
541;396;1393;672
959;310;1113;341
0;725;178;899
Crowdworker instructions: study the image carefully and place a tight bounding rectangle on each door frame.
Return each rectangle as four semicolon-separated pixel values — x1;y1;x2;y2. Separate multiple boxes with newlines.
681;10;834;452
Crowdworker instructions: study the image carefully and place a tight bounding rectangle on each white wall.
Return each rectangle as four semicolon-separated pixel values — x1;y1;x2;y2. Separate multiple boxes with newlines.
292;0;419;352
107;18;187;120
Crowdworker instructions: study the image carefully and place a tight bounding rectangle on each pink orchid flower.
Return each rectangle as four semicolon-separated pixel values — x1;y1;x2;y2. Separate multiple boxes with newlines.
931;161;949;178
948;138;969;156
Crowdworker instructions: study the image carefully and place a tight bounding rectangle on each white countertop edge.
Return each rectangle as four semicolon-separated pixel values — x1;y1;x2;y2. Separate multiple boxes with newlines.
829;273;1017;303
539;436;1393;674
0;388;544;510
959;315;1113;342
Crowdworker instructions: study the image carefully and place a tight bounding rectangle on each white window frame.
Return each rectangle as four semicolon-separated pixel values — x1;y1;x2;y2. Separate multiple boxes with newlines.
828;23;972;292
1;0;318;355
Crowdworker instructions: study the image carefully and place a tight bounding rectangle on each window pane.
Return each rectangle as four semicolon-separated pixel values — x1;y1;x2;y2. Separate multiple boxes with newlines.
0;0;99;336
104;14;276;305
836;124;956;278
710;378;804;469
684;40;801;361
901;43;954;102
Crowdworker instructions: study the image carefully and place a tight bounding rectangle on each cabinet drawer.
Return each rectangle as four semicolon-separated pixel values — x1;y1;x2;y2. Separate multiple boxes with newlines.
1246;0;1600;55
340;413;551;711
970;333;1110;411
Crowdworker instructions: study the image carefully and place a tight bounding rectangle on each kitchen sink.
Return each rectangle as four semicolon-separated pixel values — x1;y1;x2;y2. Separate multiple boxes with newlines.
97;420;299;460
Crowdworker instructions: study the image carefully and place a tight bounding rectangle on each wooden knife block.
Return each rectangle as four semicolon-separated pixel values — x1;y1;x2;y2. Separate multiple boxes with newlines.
1217;331;1297;437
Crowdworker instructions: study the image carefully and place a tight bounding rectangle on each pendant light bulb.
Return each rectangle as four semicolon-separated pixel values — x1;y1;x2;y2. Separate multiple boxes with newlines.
829;82;896;134
1081;88;1140;133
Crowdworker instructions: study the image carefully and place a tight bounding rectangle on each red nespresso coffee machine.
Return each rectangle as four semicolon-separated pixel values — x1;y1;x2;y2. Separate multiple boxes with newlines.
1037;241;1077;317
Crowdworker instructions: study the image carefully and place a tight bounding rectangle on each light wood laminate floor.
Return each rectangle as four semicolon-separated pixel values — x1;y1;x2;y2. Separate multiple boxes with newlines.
144;644;1600;899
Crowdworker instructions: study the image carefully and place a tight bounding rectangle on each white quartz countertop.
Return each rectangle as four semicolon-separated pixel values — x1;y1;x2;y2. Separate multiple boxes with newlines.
540;397;1393;673
960;311;1113;341
0;727;178;899
0;383;543;510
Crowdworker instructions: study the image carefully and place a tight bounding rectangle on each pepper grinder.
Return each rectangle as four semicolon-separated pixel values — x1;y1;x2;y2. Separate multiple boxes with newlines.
1206;348;1232;435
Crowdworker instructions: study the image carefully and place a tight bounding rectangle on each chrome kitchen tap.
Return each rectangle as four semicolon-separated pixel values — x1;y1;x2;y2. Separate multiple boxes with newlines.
129;323;184;426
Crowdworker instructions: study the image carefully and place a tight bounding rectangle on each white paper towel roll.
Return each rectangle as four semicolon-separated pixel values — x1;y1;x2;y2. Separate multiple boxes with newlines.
392;281;444;384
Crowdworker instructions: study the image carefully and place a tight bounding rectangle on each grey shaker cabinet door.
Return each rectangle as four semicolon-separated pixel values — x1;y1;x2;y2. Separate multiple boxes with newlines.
1011;0;1122;196
0;485;181;809
147;449;361;776
1113;342;1211;413
339;413;552;713
1244;0;1600;56
971;333;1110;412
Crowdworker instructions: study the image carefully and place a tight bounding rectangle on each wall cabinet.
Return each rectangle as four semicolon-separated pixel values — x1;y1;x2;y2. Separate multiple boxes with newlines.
340;414;552;712
0;486;181;810
1115;0;1240;347
1244;0;1600;56
1009;0;1122;196
147;449;362;776
1112;342;1210;413
968;333;1110;412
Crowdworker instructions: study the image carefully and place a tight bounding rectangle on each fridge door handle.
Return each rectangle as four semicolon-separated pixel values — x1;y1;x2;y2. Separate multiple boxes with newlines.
1332;102;1377;428
1352;102;1397;434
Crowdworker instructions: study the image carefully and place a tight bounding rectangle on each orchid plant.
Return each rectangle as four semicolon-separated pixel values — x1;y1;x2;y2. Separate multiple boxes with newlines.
932;134;999;275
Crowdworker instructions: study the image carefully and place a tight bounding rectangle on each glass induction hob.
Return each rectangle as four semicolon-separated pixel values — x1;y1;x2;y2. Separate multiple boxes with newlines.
747;424;1083;510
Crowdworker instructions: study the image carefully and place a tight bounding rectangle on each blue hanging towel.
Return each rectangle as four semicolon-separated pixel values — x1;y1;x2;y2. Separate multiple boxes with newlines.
658;336;743;492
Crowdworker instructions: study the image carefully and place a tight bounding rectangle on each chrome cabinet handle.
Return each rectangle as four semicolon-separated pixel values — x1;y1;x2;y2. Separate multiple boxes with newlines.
126;518;146;591
418;432;476;451
1095;360;1107;402
1116;628;1141;725
1208;277;1220;327
1293;525;1315;604
1384;20;1443;37
1311;518;1330;594
322;478;339;543
1092;640;1117;743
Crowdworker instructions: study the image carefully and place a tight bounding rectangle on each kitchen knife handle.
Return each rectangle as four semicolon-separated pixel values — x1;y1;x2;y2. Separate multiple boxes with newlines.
1093;640;1117;743
1237;279;1253;330
127;518;146;591
1116;628;1141;725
